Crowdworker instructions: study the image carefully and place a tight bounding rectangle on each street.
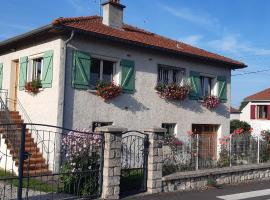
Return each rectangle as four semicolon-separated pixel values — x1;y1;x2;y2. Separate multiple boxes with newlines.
123;180;270;200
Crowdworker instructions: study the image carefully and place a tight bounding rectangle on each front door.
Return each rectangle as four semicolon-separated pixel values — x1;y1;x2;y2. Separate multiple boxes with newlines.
12;61;19;110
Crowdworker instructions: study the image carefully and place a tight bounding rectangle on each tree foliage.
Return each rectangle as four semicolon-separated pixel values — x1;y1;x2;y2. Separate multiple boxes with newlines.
230;120;251;133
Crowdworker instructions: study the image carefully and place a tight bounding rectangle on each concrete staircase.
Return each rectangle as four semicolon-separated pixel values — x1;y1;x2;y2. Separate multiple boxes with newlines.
0;111;51;176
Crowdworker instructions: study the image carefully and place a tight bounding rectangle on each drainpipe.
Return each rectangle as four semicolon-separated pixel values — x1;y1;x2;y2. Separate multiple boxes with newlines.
58;30;75;129
55;31;75;173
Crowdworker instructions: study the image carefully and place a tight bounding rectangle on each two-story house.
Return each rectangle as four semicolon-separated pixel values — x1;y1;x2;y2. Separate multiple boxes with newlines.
0;0;247;171
240;88;270;135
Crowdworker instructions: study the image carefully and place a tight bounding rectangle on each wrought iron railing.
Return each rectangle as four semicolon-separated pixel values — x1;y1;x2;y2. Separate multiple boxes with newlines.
6;97;49;154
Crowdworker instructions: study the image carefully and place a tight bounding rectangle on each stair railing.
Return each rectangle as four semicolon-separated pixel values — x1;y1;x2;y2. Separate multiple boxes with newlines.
6;97;49;154
0;90;18;154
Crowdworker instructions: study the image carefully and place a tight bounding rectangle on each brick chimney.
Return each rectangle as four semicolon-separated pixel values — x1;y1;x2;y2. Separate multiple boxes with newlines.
102;0;126;28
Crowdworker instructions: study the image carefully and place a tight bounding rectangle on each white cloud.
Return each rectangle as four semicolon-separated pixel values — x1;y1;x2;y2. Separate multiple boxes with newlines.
207;35;270;56
159;4;220;29
179;34;203;46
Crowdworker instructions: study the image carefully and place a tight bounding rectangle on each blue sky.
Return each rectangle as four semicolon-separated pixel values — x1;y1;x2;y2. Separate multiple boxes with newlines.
1;0;270;107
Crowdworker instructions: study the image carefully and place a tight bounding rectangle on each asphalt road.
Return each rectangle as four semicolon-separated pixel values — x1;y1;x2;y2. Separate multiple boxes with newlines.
123;180;270;200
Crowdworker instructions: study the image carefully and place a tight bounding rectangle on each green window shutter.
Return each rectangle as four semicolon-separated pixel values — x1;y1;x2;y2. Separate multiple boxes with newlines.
0;63;3;89
189;71;201;100
72;50;91;90
121;59;135;93
19;56;28;90
217;76;227;101
42;50;54;88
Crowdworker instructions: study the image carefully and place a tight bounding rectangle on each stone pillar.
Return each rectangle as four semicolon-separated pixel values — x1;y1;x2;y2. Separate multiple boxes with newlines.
144;128;166;194
96;126;127;200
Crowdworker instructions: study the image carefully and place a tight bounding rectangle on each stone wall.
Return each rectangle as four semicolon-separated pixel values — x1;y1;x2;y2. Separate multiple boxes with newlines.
162;163;270;193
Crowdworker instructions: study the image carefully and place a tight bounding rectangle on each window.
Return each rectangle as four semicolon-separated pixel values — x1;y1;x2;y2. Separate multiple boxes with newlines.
92;121;113;132
32;58;43;81
90;58;115;88
158;65;185;85
27;57;43;82
199;76;213;97
162;123;176;136
257;105;268;119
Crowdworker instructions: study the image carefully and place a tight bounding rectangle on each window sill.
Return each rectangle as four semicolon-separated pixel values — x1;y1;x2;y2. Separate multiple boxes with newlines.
87;89;97;93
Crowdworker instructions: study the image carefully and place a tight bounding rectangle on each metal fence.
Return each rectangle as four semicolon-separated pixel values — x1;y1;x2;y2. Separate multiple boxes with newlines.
0;124;104;200
163;132;270;176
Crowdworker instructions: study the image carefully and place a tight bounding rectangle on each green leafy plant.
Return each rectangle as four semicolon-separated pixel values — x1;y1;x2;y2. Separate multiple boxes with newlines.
230;120;251;134
25;80;42;94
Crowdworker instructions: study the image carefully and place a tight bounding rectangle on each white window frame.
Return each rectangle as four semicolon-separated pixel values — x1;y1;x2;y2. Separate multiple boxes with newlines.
90;55;118;87
27;53;44;82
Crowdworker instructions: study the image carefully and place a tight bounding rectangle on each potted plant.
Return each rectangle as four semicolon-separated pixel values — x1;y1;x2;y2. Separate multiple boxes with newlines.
96;81;122;101
25;80;42;94
155;83;190;101
201;95;220;109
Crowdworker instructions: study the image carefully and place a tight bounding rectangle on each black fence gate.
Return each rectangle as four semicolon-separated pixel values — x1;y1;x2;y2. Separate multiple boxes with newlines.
0;123;104;200
120;131;149;197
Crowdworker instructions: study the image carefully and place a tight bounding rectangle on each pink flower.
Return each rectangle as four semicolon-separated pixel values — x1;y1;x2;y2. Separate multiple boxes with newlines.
187;131;193;135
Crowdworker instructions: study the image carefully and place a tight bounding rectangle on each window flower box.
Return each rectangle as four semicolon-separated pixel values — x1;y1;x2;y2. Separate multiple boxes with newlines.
25;80;42;94
201;95;220;109
96;81;122;101
155;83;190;101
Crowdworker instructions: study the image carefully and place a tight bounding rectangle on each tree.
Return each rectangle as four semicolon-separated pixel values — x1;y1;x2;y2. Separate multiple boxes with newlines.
239;101;249;111
230;120;251;133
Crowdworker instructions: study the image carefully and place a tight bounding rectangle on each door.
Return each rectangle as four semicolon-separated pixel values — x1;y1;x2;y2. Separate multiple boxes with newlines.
192;124;219;168
12;61;19;110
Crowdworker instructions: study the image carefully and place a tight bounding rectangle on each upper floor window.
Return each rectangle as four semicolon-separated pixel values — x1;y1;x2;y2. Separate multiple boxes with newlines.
90;58;115;88
257;105;268;119
199;76;213;97
158;65;185;85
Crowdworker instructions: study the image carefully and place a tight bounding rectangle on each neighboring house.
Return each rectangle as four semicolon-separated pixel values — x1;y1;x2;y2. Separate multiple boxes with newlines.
0;0;246;172
240;88;270;135
230;107;241;120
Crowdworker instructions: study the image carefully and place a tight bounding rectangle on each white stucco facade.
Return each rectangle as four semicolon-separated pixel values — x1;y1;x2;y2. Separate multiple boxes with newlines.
230;113;241;120
240;102;270;135
63;37;231;141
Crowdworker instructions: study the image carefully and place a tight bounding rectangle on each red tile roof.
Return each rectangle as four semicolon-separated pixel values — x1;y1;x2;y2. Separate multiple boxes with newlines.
245;88;270;101
230;107;241;113
52;16;246;68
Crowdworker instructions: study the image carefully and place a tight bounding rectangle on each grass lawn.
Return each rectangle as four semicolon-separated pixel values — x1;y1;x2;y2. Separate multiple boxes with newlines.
0;169;59;193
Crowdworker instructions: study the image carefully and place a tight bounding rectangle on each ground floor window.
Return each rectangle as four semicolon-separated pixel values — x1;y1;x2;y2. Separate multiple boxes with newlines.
162;123;177;137
92;121;113;132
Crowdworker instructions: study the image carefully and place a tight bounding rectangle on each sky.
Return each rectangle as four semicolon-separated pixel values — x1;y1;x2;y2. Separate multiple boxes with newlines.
1;0;270;107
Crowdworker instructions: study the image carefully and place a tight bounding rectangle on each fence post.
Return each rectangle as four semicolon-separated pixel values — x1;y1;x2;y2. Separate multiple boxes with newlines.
195;134;199;170
17;123;26;200
144;128;166;194
229;134;232;167
96;126;127;200
257;136;260;164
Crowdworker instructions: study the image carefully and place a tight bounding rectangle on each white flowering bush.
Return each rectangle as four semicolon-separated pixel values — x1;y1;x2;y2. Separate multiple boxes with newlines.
60;129;102;196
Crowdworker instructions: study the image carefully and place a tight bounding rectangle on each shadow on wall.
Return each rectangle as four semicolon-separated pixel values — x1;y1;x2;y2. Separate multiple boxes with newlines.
167;99;204;114
109;93;150;113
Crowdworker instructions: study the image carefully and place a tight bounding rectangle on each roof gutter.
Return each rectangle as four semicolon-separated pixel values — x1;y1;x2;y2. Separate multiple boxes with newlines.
0;24;53;47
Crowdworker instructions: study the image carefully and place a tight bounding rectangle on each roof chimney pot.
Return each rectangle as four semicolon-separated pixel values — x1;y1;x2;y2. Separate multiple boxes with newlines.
102;0;126;28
